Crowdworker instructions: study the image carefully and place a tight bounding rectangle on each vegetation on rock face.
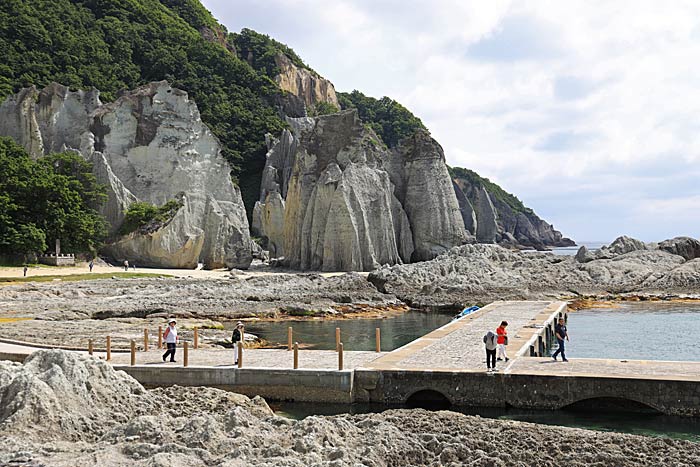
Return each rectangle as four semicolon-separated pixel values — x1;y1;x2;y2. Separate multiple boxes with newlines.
309;101;340;116
449;166;533;215
230;28;316;78
118;199;184;236
0;138;107;256
337;90;426;148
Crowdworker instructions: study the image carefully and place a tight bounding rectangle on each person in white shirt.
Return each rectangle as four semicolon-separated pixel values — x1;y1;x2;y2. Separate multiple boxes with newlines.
162;319;178;362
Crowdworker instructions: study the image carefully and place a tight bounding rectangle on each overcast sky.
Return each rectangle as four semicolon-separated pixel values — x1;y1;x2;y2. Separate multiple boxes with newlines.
202;0;700;243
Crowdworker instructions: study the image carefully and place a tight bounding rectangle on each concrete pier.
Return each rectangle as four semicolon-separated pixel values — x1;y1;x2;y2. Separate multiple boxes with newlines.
3;300;700;415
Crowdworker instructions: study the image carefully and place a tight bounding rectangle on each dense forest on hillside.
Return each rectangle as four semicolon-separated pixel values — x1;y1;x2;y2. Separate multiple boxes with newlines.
338;90;426;148
0;0;289;214
0;138;107;257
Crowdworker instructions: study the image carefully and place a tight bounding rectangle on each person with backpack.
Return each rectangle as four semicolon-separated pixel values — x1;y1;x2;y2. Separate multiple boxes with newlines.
232;321;244;364
162;319;178;362
496;321;509;362
552;317;570;362
483;330;498;372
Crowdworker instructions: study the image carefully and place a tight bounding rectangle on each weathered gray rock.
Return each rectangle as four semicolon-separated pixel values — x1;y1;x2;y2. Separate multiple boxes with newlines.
603;235;648;256
369;237;700;309
452;172;575;249
2;350;699;467
575;245;596;263
473;185;499;243
0;82;252;269
658;237;700;261
255;110;466;271
388;131;469;261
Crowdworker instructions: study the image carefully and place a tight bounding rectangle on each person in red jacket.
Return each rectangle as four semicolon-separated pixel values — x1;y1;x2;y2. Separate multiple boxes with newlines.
496;321;509;362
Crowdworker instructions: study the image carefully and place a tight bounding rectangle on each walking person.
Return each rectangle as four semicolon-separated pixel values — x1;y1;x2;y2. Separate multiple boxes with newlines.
124;260;129;271
88;260;94;272
496;321;509;362
483;330;498;372
232;321;244;364
552;317;569;362
22;266;27;277
162;319;178;362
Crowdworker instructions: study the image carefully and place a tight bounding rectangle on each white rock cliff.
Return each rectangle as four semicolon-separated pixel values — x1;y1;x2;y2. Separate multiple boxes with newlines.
0;82;252;269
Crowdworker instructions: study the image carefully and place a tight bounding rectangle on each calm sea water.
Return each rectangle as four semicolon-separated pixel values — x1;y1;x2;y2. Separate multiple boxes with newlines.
550;241;607;256
232;310;455;351
564;301;700;361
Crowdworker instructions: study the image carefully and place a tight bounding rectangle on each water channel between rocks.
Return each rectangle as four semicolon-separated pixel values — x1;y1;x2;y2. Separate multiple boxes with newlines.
230;302;700;442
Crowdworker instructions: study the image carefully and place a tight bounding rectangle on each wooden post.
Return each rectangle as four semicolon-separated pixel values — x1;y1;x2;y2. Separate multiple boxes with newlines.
287;327;293;351
143;328;149;352
375;328;381;353
193;327;199;349
293;342;299;369
335;327;341;352
183;342;189;367
157;326;163;349
106;336;111;361
130;340;136;366
338;342;344;370
88;339;93;355
237;342;243;368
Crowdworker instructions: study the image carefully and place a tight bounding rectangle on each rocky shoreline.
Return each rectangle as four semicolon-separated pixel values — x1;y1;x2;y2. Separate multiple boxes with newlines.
1;351;698;467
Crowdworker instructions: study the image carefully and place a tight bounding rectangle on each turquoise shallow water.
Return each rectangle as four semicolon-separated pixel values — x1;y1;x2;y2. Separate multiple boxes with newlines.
237;310;455;351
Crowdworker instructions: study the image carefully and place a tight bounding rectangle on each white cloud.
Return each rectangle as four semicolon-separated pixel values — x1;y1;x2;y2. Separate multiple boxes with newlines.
202;0;700;242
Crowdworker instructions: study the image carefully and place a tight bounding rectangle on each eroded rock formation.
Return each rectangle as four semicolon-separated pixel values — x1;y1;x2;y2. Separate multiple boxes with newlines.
0;82;252;269
253;110;467;271
274;53;339;110
369;236;700;310
452;173;575;249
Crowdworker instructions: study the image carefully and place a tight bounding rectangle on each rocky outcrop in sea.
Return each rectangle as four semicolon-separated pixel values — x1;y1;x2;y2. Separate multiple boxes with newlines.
253;110;468;271
369;235;700;310
0;82;252;269
452;170;575;249
1;351;697;466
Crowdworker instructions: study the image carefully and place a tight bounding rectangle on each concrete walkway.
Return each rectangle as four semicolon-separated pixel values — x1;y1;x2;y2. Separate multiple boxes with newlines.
109;348;385;370
362;301;563;371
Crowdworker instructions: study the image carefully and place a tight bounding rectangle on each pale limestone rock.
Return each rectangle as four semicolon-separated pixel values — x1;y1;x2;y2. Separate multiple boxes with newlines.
256;110;465;271
473;185;499;243
259;110;416;271
274;53;339;109
389;131;469;261
0;82;252;269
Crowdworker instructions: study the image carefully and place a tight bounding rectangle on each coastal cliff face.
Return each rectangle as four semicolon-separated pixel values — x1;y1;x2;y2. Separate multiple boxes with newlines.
0;82;252;269
274;53;339;110
452;172;574;249
253;110;467;271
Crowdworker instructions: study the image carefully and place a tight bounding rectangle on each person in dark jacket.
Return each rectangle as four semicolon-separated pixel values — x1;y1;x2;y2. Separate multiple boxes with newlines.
232;321;244;364
483;330;498;372
552;317;570;362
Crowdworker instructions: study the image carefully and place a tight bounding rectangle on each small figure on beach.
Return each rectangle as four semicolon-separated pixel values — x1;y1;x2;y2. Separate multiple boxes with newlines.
483;330;498;372
23;266;27;277
552;317;569;362
123;260;129;271
162;319;178;362
232;321;244;364
131;262;136;271
496;321;509;362
88;260;94;272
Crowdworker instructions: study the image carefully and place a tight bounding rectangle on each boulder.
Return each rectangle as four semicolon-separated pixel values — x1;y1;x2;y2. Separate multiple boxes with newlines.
603;236;648;256
0;82;252;269
658;236;700;261
575;245;595;263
